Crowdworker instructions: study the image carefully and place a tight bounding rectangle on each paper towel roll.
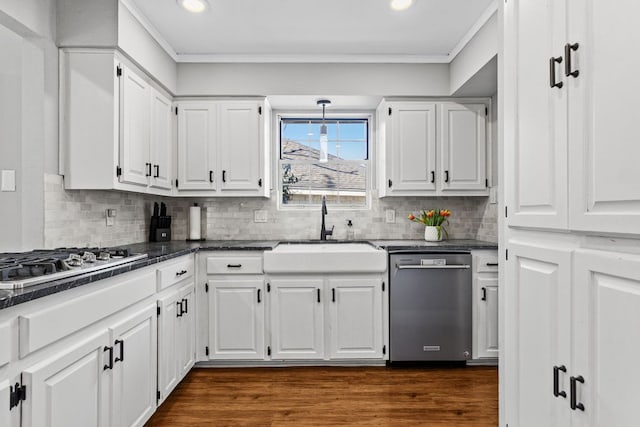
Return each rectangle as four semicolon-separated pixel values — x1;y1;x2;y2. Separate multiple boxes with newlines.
189;205;201;240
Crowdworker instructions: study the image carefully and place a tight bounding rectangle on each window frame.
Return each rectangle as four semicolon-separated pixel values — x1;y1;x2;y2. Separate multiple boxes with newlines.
274;111;374;211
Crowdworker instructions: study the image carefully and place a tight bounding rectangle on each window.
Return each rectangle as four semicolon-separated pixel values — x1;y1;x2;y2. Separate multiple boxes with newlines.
279;117;369;208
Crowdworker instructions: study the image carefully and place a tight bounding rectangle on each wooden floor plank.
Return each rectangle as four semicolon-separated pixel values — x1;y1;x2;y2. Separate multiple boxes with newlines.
146;366;498;426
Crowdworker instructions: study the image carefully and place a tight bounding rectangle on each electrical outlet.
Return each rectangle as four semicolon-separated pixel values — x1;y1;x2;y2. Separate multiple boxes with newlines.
254;210;268;223
385;209;396;223
106;209;116;227
1;170;16;192
489;187;497;204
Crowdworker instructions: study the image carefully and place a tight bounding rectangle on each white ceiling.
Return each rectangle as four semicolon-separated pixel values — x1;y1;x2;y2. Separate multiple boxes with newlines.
125;0;496;63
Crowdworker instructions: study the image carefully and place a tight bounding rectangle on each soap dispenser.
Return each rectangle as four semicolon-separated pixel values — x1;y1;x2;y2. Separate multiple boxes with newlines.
346;219;355;240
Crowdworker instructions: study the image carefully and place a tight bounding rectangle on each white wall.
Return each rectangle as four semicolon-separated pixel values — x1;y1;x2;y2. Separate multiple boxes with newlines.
450;12;498;95
56;0;117;48
0;0;58;251
177;63;450;96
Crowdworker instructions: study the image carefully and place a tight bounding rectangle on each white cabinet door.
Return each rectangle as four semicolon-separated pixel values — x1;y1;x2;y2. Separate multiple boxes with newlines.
504;0;568;229
157;289;180;403
119;65;150;187
476;276;499;359
219;102;262;192
109;304;157;427
209;279;265;360
572;250;640;427
22;330;111;427
177;103;216;191
505;242;572;427
1;379;19;427
149;88;172;190
439;103;487;192
388;102;437;192
327;278;383;359
270;278;324;360
567;1;640;235
178;282;196;376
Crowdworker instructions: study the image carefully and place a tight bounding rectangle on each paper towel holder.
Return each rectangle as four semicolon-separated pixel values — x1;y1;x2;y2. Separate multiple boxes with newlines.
186;202;205;242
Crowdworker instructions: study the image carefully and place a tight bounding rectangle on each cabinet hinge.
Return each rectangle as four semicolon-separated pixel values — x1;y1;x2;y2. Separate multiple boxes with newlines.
267;283;270;292
157;306;161;316
382;281;385;292
382;345;386;355
506;249;509;261
116;166;122;177
267;346;271;356
205;283;209;293
9;382;26;410
175;179;179;188
258;106;262;115
175;106;178;115
258;178;262;187
388;179;392;188
156;390;161;401
388;107;392;116
116;65;122;77
205;346;209;356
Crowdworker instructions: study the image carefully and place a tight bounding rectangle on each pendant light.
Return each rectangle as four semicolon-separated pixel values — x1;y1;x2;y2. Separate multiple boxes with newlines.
317;99;331;163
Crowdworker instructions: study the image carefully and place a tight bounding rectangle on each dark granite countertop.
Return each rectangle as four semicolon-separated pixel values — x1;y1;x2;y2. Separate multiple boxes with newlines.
0;239;495;310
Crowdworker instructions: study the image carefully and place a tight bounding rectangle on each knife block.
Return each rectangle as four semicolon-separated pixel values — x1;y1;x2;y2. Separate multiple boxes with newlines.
149;216;172;242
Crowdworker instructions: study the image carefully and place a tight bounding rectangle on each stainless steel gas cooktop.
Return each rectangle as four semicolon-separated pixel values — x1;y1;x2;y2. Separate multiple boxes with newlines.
0;247;147;290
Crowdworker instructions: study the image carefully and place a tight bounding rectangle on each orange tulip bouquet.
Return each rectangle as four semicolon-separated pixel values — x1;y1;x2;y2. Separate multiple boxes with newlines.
407;209;451;241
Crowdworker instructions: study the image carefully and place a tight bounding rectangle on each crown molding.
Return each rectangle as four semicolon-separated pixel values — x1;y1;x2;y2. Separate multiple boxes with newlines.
119;0;179;61
447;0;498;62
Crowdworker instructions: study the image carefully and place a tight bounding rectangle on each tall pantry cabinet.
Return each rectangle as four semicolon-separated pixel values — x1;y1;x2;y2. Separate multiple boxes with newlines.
503;1;640;427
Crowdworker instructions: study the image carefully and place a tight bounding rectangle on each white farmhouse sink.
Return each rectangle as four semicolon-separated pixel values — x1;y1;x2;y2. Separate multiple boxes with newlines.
263;242;387;274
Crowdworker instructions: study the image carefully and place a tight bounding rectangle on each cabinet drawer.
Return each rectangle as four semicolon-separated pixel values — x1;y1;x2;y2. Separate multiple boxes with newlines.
206;256;263;274
0;321;10;366
19;269;155;358
157;256;194;291
475;253;499;273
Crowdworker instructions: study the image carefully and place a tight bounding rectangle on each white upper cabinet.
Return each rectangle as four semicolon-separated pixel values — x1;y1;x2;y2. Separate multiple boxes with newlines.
440;103;487;192
60;50;172;196
378;99;489;197
567;1;640;235
175;100;269;197
505;0;640;235
177;103;217;191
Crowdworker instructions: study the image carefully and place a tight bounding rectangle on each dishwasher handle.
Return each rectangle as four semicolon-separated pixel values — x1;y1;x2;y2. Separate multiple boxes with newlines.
396;264;471;270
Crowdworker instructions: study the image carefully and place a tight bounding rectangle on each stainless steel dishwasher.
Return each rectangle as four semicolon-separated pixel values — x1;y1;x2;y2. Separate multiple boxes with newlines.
389;252;472;362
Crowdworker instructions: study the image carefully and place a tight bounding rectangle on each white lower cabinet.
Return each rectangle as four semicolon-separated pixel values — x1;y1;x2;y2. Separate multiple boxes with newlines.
0;379;16;427
108;304;157;427
270;278;325;360
177;283;196;377
472;250;499;360
209;279;265;360
22;330;111;427
328;278;383;359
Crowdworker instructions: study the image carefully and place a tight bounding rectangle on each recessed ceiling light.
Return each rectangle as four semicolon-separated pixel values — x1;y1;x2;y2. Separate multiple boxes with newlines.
178;0;209;13
390;0;413;11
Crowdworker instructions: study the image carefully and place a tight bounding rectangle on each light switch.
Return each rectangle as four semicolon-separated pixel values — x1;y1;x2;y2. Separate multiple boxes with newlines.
1;170;16;192
385;209;396;223
254;210;268;223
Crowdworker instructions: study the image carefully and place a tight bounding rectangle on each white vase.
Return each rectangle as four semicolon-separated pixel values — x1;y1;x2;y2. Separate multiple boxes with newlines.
424;226;443;241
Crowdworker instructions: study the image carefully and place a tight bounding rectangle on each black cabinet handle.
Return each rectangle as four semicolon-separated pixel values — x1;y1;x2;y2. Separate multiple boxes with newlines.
209;170;214;183
486;263;499;267
549;56;564;89
553;365;567;398
176;269;188;277
182;298;188;314
145;162;152;177
222;170;227;183
154;164;160;178
332;288;336;302
317;288;321;303
177;301;183;317
564;43;579;77
258;178;262;187
481;287;487;301
570;375;585;411
227;264;242;268
430;171;435;183
103;346;113;370
257;289;262;303
114;339;124;364
444;170;449;183
388;179;392;188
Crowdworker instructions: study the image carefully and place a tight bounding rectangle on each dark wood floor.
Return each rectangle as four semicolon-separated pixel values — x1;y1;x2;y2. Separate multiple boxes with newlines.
146;365;498;426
